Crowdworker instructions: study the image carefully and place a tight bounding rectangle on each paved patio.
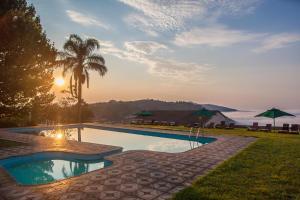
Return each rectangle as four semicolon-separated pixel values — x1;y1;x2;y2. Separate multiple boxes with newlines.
0;126;256;200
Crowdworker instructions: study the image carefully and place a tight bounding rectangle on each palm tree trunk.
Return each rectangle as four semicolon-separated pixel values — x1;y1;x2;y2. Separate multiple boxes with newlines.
77;78;82;124
77;127;81;142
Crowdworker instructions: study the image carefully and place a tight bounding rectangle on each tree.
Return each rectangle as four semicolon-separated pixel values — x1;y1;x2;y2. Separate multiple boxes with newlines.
0;0;56;124
57;34;107;123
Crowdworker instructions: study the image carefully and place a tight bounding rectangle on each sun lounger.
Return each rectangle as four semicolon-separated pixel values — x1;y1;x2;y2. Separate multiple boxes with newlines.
153;120;160;125
278;123;289;133
143;120;153;125
260;124;272;132
161;121;168;126
169;122;176;126
130;120;137;124
248;122;259;131
193;123;200;127
290;124;299;134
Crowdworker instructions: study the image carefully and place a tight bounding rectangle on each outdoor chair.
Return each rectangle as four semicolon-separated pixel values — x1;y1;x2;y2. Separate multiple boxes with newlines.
130;120;137;124
260;124;272;132
248;122;259;131
161;121;168;126
143;120;153;125
290;124;299;134
278;123;289;133
169;122;176;126
153;120;160;125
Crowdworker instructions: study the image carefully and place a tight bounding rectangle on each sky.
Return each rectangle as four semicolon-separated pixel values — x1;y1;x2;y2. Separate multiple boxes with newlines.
27;0;300;110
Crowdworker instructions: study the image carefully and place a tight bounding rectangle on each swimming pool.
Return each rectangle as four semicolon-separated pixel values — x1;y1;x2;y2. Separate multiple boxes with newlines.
15;125;216;153
0;152;112;185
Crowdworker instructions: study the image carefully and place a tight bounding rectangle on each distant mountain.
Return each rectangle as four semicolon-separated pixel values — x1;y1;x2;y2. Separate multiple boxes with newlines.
201;104;237;112
89;99;237;122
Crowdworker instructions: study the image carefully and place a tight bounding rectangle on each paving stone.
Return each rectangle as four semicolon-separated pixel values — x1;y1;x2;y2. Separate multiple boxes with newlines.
100;190;122;200
152;181;174;192
135;168;150;174
18;193;44;200
137;176;155;185
149;171;167;179
165;175;185;184
137;188;161;200
104;177;122;186
156;193;173;200
83;185;104;193
121;197;143;200
120;183;139;193
121;173;137;182
59;192;86;200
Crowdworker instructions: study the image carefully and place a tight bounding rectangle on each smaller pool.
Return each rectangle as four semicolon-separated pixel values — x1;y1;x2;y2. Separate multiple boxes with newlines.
0;152;112;185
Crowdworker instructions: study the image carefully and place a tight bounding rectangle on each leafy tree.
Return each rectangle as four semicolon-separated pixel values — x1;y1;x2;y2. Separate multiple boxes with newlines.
44;96;94;124
0;0;56;124
57;34;107;123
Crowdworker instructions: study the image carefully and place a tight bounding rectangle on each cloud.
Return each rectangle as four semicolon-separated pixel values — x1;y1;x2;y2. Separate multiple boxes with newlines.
124;41;168;55
207;0;261;16
173;26;300;52
124;14;159;37
66;10;110;30
119;0;261;36
174;25;264;47
253;33;300;53
120;0;205;31
147;58;210;82
96;39;126;60
96;39;210;82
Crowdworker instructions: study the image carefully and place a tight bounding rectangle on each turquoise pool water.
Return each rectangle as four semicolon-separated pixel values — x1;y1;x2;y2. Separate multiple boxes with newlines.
18;126;216;153
0;152;112;185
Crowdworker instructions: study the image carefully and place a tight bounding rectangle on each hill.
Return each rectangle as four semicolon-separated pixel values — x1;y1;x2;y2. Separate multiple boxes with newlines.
89;99;237;122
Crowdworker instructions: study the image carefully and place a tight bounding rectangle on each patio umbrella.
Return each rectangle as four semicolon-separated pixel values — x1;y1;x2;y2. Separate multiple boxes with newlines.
135;111;153;117
193;108;215;118
255;108;295;130
192;108;215;127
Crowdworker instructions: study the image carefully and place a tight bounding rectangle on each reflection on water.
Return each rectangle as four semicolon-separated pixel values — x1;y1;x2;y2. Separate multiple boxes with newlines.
39;128;82;141
8;158;109;185
37;128;211;153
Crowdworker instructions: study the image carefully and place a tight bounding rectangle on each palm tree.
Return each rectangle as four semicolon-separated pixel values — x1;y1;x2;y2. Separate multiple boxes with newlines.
58;34;107;123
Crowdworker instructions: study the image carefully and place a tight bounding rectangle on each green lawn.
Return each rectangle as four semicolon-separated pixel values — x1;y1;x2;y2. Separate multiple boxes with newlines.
0;139;26;149
129;125;300;200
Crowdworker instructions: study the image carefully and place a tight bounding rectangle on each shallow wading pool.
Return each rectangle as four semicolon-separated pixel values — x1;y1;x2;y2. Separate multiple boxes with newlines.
0;152;112;185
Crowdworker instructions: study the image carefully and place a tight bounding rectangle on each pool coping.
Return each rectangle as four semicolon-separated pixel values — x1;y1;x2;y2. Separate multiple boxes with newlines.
0;124;257;200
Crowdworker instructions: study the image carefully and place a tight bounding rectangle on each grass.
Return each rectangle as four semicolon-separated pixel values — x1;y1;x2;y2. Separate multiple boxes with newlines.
129;125;300;200
0;139;26;149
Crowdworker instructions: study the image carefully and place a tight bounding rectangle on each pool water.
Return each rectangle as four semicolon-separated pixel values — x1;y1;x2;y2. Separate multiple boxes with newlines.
35;127;216;153
0;152;112;185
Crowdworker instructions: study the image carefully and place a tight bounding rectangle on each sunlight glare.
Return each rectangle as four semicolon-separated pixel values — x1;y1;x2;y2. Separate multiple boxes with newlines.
55;132;63;139
54;77;65;86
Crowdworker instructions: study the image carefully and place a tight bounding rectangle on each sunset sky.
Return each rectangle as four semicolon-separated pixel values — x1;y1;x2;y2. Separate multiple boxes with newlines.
28;0;300;110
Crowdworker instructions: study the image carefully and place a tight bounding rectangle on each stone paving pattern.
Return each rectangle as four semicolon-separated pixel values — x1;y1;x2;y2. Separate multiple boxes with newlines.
0;126;256;200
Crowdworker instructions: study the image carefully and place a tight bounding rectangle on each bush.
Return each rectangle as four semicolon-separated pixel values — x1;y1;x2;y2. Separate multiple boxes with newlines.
0;117;35;128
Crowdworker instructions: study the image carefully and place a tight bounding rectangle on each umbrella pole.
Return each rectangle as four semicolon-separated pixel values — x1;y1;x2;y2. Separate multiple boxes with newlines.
273;118;275;132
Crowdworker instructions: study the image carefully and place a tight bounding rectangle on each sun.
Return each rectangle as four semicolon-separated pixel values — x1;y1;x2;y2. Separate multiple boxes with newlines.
54;77;65;86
